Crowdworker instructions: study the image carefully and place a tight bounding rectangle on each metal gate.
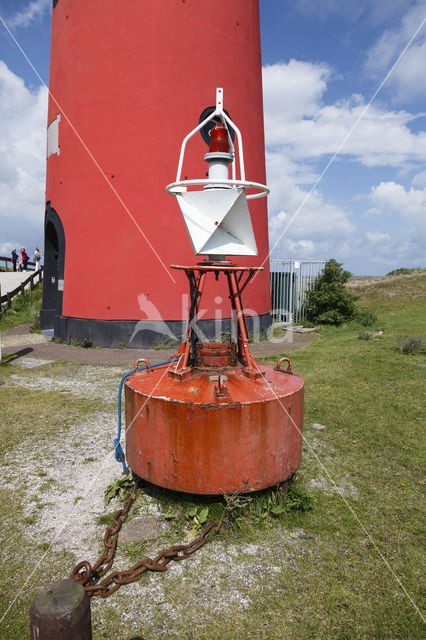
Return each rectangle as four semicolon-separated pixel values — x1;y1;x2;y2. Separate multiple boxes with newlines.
270;260;326;324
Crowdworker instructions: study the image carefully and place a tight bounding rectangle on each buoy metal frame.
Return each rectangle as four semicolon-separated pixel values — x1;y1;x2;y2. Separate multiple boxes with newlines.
165;88;270;200
168;263;264;380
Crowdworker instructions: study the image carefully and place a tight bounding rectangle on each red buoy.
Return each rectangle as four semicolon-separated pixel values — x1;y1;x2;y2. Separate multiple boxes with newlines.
125;265;304;495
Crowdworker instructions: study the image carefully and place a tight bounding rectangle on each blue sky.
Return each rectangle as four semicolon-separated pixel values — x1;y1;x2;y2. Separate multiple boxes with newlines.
0;0;425;275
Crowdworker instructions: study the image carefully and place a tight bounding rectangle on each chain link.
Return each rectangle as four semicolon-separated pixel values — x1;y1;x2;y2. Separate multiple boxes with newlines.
70;486;221;598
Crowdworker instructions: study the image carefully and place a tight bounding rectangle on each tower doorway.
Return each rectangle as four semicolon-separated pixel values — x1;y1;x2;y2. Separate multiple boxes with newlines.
40;202;65;329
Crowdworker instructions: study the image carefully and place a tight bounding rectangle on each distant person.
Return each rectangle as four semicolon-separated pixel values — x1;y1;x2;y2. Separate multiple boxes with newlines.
21;247;29;271
33;247;42;271
11;248;18;271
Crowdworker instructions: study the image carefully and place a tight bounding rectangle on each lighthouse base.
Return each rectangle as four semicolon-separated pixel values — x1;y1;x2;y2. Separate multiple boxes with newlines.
51;313;271;349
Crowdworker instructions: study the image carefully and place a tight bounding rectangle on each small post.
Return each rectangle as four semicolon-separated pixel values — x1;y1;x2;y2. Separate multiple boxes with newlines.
30;274;35;291
21;282;25;296
29;579;92;640
7;292;11;309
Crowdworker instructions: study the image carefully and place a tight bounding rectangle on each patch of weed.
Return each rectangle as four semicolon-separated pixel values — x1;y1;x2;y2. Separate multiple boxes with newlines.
397;335;423;354
354;307;377;327
96;512;116;527
359;330;371;340
104;475;135;504
153;337;178;350
0;384;102;461
0;284;42;332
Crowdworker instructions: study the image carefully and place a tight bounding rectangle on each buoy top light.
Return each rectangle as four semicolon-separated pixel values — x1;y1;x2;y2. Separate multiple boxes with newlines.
165;88;269;200
209;121;229;153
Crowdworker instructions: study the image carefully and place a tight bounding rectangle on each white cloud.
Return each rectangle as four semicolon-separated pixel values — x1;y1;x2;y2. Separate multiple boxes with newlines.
363;180;426;268
369;181;426;232
263;61;426;168
343;230;423;269
265;150;318;211
268;186;355;261
365;2;426;102
365;231;392;243
0;61;47;252
262;60;331;121
6;0;51;29
412;169;426;186
262;59;426;269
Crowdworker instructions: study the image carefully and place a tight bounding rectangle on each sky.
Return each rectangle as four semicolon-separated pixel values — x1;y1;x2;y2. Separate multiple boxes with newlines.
0;0;425;275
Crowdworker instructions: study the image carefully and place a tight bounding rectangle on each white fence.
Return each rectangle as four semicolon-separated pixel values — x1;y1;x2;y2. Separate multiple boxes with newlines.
270;260;327;324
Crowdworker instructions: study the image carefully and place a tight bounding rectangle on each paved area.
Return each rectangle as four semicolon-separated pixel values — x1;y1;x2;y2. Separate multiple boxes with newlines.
1;324;317;366
8;357;54;368
0;270;37;296
1;325;178;366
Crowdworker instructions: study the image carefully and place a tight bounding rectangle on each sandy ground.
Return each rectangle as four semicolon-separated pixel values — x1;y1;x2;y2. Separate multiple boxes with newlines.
347;277;386;288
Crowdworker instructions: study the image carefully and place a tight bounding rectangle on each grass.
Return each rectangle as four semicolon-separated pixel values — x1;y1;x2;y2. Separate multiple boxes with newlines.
0;271;424;639
386;267;423;277
153;337;179;350
0;284;42;332
0;382;101;462
0;366;102;640
0;482;74;640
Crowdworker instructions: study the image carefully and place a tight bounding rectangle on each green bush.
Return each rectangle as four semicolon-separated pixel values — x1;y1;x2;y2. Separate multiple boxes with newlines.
386;267;419;277
305;259;357;325
0;285;42;331
29;309;41;333
397;335;423;354
354;308;377;327
359;331;371;340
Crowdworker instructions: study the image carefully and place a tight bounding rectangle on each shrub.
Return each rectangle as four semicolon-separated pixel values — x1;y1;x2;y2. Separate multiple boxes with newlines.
397;335;423;355
29;310;41;333
386;267;418;277
354;308;377;327
285;483;314;513
305;259;357;325
359;331;371;341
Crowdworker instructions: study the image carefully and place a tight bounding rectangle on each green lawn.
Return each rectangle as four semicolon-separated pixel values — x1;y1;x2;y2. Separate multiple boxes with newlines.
0;284;42;332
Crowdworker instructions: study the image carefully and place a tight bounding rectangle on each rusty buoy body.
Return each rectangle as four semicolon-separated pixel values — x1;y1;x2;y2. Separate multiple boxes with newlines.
125;265;304;495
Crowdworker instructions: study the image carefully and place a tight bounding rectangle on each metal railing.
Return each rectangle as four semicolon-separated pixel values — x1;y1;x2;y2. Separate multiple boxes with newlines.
270;260;326;324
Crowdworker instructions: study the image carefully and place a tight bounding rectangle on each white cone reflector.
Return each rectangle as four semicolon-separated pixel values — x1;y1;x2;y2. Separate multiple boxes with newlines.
176;188;258;256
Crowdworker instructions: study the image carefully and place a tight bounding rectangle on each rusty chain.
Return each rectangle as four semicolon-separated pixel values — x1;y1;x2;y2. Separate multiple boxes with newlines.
70;486;221;598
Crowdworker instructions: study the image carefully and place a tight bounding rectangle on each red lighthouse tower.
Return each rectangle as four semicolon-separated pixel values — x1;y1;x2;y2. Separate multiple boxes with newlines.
41;0;271;347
